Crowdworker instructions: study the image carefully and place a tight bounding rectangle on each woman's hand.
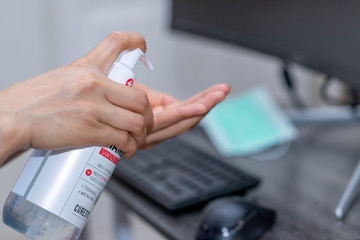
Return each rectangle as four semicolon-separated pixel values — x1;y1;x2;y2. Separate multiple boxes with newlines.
0;31;154;164
134;83;230;149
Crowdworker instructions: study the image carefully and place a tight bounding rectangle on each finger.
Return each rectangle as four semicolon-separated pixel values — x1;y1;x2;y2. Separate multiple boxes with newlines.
195;91;227;109
101;129;138;160
85;31;146;73
104;82;154;131
87;121;140;159
80;124;139;158
134;83;179;106
150;92;179;107
98;102;147;146
151;91;226;132
142;117;202;149
162;90;226;117
151;103;207;132
123;151;137;160
177;84;230;106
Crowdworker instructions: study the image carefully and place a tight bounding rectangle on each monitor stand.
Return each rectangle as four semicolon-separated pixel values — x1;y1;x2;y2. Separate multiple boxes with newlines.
286;105;360;221
282;63;360;220
334;159;360;220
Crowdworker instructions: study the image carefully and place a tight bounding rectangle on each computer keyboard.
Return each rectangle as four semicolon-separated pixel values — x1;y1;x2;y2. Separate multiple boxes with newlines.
113;136;260;211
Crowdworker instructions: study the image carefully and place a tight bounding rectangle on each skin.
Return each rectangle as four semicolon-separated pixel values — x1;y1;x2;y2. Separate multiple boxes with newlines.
0;31;230;166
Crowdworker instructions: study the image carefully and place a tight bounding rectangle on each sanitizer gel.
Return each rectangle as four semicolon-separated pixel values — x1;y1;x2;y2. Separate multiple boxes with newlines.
3;49;153;240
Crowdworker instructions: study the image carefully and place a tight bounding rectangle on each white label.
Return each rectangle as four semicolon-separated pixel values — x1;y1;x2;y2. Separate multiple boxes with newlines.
12;146;121;229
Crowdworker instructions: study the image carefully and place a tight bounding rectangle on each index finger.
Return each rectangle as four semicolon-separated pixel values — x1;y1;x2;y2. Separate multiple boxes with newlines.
183;84;230;105
85;31;146;73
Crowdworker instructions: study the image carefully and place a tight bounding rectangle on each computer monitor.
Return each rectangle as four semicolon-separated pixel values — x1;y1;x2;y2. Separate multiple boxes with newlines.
171;0;360;88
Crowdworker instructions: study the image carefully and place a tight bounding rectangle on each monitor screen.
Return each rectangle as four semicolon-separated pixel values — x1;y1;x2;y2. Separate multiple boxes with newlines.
171;0;360;88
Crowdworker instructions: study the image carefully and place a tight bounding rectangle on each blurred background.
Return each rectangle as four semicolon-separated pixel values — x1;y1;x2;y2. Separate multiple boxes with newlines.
0;0;325;239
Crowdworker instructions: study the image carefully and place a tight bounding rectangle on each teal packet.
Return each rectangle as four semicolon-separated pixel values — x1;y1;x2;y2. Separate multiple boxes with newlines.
201;86;298;157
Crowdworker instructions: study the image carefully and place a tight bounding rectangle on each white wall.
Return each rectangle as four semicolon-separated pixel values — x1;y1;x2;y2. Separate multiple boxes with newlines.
0;1;50;89
0;1;50;239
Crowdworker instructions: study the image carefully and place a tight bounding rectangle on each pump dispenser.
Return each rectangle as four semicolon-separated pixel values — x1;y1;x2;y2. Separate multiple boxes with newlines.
108;48;154;86
3;48;153;240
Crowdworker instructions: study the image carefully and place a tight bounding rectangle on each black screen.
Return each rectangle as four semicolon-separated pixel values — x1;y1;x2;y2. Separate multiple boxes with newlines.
171;0;360;87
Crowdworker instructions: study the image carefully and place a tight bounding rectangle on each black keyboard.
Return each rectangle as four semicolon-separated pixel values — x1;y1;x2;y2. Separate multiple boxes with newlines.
113;137;260;211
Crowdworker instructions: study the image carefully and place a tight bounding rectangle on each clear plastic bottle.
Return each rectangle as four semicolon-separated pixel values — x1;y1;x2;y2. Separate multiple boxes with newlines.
3;48;153;240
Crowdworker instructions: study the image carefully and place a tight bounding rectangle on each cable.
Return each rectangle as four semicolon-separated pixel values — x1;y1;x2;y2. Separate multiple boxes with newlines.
282;61;306;109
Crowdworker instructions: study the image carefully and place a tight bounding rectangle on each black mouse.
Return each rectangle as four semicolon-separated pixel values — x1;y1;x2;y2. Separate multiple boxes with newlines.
195;196;276;240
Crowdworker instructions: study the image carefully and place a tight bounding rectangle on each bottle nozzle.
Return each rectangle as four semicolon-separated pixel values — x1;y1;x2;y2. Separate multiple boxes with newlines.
119;48;154;71
107;48;153;85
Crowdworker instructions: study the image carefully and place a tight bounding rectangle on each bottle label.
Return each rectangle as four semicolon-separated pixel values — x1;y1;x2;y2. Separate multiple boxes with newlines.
12;146;121;229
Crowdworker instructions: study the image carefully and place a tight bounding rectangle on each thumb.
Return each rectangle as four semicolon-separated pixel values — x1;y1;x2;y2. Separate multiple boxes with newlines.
84;31;146;74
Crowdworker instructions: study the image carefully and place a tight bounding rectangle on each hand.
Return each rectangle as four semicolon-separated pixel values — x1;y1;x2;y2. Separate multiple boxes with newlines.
134;83;230;149
0;31;154;164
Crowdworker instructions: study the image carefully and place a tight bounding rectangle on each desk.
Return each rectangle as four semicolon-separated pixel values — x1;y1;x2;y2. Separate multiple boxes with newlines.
106;125;360;240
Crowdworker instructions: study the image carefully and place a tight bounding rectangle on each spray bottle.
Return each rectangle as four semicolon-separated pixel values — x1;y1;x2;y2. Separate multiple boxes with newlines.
3;48;153;240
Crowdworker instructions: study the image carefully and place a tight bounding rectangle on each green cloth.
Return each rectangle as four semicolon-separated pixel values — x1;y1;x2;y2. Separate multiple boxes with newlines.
201;86;297;157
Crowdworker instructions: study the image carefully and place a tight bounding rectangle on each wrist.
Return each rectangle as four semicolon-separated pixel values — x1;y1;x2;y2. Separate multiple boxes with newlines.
0;111;29;166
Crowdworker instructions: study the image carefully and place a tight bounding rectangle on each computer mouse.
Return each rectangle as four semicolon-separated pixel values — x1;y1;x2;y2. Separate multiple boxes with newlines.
195;196;276;240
